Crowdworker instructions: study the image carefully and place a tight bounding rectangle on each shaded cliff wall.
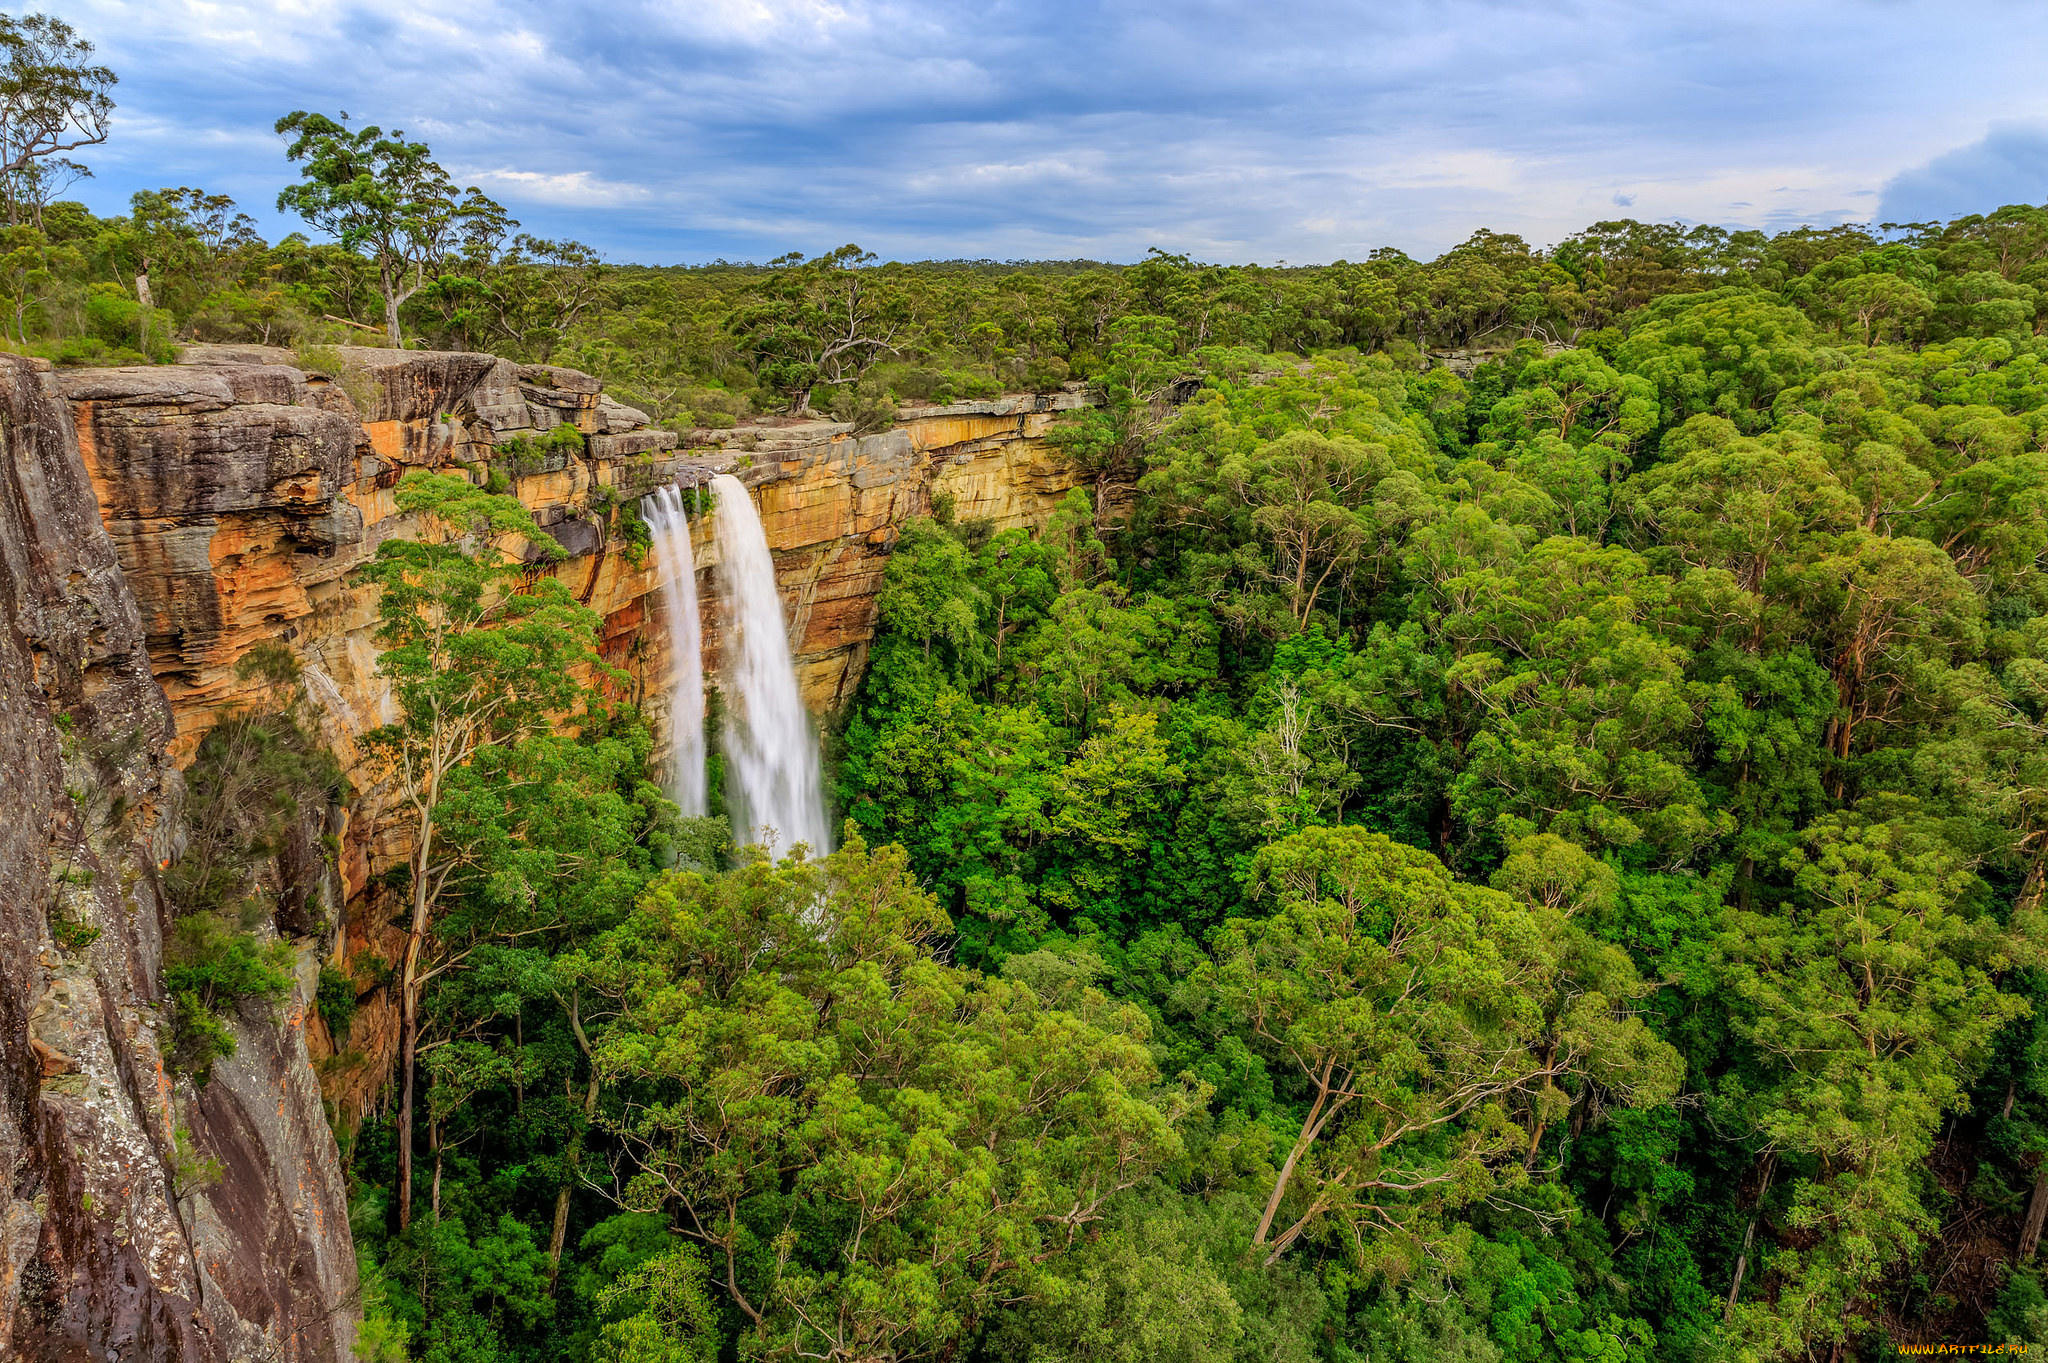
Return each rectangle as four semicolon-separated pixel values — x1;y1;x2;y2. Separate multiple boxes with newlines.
0;354;356;1361
68;345;1092;1119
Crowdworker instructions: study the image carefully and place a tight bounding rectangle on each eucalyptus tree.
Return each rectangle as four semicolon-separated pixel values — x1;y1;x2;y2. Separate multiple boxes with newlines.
360;471;605;1230
275;111;511;346
0;12;113;227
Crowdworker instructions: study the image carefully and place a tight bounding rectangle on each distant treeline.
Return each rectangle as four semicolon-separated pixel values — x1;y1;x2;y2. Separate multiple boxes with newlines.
13;171;2048;431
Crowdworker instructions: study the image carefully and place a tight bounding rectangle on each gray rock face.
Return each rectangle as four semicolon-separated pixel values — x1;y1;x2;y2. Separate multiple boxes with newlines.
0;354;356;1361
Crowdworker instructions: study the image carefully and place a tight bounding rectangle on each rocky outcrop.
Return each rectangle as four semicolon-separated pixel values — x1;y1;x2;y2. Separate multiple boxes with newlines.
0;354;356;1361
65;346;1094;1122
0;335;1093;1357
70;348;1093;779
691;391;1094;705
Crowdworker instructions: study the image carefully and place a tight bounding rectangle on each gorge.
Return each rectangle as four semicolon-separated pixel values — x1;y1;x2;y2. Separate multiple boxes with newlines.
0;342;1096;1360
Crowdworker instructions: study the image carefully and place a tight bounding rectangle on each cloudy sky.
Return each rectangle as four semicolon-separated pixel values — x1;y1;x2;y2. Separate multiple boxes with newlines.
52;0;2048;265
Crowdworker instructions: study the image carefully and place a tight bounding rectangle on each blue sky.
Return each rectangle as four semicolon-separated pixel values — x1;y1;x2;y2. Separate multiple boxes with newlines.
52;0;2048;265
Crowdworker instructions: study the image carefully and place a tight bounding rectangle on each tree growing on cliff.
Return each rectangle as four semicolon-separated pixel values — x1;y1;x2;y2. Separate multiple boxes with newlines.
360;471;606;1231
274;112;511;347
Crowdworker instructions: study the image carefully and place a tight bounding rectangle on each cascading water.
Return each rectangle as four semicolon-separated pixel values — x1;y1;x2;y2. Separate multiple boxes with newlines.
643;485;707;817
710;473;831;856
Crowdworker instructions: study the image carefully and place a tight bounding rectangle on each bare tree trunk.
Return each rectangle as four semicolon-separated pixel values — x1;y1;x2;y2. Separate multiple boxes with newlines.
1724;1221;1755;1320
135;274;152;310
397;977;419;1231
548;995;603;1289
396;814;434;1233
1254;1061;1334;1247
1725;1157;1776;1322
2021;1161;2048;1261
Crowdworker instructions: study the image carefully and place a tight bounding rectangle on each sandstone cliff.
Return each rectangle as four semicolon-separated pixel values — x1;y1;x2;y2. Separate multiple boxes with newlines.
66;344;1092;1121
0;335;1091;1357
0;353;356;1361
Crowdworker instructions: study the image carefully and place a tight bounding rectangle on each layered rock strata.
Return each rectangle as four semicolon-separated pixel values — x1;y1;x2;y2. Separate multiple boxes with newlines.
0;353;356;1362
0;337;1090;1357
66;346;1092;1117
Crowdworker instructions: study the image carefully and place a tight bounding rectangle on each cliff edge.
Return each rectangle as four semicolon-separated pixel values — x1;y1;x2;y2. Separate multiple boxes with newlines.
0;353;356;1361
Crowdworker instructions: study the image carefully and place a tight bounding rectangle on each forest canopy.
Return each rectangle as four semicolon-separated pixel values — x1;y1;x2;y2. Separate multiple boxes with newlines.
296;213;2048;1361
36;65;2048;1363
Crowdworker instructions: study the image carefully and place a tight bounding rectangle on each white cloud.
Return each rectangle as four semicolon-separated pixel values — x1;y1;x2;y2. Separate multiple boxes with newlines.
458;167;655;207
48;0;2048;264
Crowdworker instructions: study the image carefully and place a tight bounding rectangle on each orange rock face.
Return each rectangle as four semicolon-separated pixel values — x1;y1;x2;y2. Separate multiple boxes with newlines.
72;346;1093;1111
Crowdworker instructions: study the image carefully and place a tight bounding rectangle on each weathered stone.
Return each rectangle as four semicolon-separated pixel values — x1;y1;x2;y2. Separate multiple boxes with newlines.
591;428;677;459
596;395;650;433
28;1038;73;1080
63;345;1102;1131
515;363;602;396
178;342;299;368
0;353;356;1362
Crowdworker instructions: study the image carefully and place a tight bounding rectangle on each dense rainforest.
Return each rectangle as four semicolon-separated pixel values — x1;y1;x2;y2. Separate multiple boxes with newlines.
298;217;2048;1362
14;12;2048;1360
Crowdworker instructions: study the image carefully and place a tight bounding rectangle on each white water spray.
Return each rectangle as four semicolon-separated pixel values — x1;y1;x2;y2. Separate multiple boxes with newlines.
710;474;830;856
643;485;707;817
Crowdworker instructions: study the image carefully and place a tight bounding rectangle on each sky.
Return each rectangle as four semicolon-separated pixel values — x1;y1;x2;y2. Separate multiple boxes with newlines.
48;0;2048;266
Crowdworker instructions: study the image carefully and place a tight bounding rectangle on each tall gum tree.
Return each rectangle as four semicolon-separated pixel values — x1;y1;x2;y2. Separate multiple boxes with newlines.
1202;824;1678;1269
274;111;510;346
0;14;114;228
359;471;605;1231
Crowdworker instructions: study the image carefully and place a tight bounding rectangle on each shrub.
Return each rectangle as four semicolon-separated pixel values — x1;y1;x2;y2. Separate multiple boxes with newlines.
609;495;653;567
682;385;749;421
316;964;357;1046
171;1126;224;1198
824;378;897;434
493;422;586;478
50;913;99;952
1022;354;1072;391
81;282;176;363
164;909;296;1081
161;650;342;1083
292;343;380;411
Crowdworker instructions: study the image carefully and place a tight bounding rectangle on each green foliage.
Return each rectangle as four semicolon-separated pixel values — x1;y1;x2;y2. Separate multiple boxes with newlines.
274;110;510;346
316;964;357;1046
49;33;2048;1361
1206;825;1679;1269
170;1125;224;1199
590;1248;718;1363
493;421;587;477
78;115;2039;1355
564;832;1194;1362
159;648;339;1084
49;910;99;952
813;230;2048;1361
163;908;296;1082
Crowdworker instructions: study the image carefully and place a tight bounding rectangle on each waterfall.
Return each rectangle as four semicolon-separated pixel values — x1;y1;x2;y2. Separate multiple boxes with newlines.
710;473;830;856
300;661;361;736
643;485;707;817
